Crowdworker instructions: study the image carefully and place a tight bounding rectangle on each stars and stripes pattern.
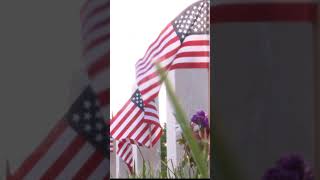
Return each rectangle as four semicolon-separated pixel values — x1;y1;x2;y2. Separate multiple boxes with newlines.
111;90;161;147
81;0;110;120
116;140;134;173
110;0;209;173
7;0;110;179
135;0;210;104
7;87;109;180
111;89;162;171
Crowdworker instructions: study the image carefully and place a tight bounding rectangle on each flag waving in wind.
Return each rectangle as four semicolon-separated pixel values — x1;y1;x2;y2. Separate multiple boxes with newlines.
111;0;209;173
6;0;110;179
135;0;209;104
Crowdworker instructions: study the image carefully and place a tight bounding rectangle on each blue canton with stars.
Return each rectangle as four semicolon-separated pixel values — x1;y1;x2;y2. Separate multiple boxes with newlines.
172;0;209;42
65;86;109;158
131;89;144;110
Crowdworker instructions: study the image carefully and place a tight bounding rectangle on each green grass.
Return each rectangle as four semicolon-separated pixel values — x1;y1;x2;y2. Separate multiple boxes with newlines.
128;63;243;179
156;64;208;178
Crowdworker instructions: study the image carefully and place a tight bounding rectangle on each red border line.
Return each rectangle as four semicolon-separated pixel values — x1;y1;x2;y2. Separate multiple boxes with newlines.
211;3;317;23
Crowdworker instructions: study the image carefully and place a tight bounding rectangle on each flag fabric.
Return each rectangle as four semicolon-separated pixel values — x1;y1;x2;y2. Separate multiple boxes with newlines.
111;90;161;147
135;0;210;104
111;0;209;173
81;0;110;120
110;137;114;152
111;90;161;171
116;140;134;173
8;87;109;180
7;0;110;179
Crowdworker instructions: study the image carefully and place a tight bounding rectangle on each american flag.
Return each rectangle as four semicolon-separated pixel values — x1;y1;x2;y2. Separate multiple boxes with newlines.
111;89;162;171
7;87;109;180
6;0;110;179
111;0;209;173
111;90;161;147
81;0;110;119
116;140;134;173
135;0;210;103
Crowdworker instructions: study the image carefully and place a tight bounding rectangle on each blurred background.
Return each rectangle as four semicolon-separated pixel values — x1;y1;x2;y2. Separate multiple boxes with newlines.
0;0;84;178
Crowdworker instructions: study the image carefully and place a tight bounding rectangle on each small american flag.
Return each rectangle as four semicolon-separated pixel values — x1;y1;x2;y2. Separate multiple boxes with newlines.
135;0;210;104
111;90;161;147
111;89;162;171
116;140;134;173
7;87;109;180
7;0;110;179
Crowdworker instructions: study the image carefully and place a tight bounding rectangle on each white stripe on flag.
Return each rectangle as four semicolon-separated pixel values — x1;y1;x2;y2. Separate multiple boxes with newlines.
136;28;177;72
136;39;180;82
119;112;144;140
24;128;77;180
131;123;148;140
136;25;174;68
112;107;141;139
110;102;134;130
56;143;95;180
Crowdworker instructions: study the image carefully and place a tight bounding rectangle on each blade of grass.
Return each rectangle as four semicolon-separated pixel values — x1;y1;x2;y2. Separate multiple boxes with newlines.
156;63;208;178
161;160;176;178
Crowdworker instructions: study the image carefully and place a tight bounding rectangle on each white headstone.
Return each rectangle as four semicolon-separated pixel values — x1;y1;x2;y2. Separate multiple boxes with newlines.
165;69;209;176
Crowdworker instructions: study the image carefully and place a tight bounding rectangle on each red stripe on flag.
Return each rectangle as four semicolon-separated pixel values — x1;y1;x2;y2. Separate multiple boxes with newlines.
80;0;92;20
152;127;162;146
87;53;110;79
145;103;157;110
181;40;209;47
72;150;105;180
11;120;68;179
111;100;131;125
136;36;180;78
171;62;209;70
175;51;209;59
145;112;159;119
97;89;109;107
136;29;176;71
40;135;86;180
115;110;144;140
136;23;172;67
83;18;109;40
119;143;130;158
212;3;317;23
111;104;137;135
124;120;144;140
84;33;109;54
123;150;132;162
140;81;160;96
137;47;180;86
82;2;109;28
116;141;125;154
137;125;151;144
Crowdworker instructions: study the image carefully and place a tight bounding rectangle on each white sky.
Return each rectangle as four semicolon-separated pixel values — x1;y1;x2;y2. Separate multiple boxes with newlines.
110;0;198;125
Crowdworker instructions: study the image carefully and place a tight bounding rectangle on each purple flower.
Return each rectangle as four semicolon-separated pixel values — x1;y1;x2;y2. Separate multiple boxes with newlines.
262;154;314;180
276;154;305;179
262;167;299;180
191;110;209;128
